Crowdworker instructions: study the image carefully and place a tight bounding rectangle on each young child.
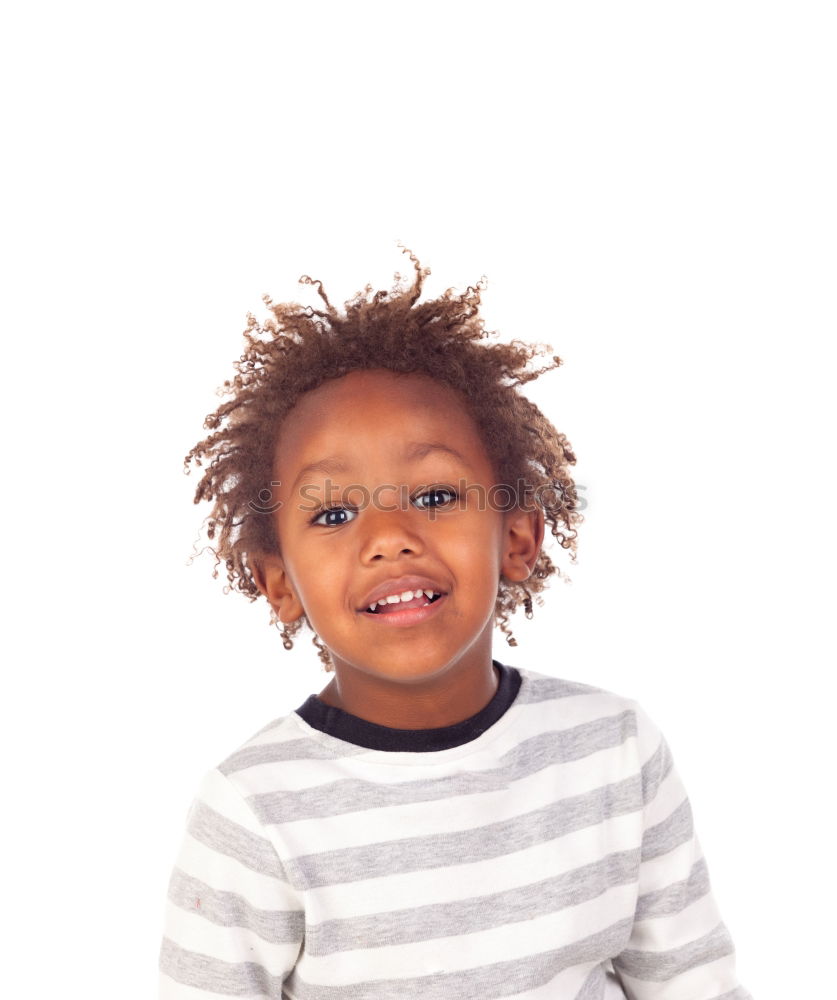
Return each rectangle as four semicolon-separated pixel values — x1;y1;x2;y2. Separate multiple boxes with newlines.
158;250;751;999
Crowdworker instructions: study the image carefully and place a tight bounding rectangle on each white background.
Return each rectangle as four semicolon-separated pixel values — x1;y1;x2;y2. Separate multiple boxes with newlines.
3;2;835;997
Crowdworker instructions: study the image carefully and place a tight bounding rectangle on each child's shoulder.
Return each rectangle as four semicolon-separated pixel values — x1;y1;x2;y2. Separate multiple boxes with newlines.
514;664;620;701
514;664;644;713
513;665;665;753
212;708;331;776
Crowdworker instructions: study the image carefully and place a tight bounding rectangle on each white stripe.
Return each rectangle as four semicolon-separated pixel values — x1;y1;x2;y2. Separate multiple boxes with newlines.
192;767;265;828
637;838;703;896
305;810;642;918
525;964;609;999
644;764;689;827
159;971;241;1000
630;892;726;949
273;741;641;853
162;900;300;974
295;884;637;985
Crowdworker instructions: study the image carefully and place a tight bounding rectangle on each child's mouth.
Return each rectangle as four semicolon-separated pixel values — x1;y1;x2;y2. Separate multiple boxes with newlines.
363;592;445;625
369;592;441;614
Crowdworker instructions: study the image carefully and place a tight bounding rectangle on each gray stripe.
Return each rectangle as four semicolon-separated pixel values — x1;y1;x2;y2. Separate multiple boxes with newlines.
640;738;674;806
307;848;641;955
248;712;638;824
613;922;734;982
707;990;753;1000
159;936;280;997
285;918;634;1000
292;775;642;889
220;737;367;774
641;798;694;862
635;857;710;920
188;800;285;880
167;868;304;944
516;672;605;704
574;964;607;999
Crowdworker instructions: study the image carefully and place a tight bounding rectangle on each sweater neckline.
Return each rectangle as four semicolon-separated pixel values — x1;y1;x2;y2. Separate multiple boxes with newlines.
293;660;521;753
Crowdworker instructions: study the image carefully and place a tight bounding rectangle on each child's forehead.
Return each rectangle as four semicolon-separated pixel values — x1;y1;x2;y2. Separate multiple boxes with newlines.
273;369;493;469
287;369;471;427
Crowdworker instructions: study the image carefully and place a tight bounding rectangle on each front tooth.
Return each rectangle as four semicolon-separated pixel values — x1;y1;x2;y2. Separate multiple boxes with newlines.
376;590;427;607
423;589;434;599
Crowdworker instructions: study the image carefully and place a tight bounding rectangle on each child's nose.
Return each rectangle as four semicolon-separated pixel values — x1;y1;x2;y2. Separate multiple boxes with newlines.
358;498;425;562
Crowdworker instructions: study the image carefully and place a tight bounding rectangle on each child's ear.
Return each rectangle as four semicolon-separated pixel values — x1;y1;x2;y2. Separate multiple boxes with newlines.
500;506;545;583
249;552;305;624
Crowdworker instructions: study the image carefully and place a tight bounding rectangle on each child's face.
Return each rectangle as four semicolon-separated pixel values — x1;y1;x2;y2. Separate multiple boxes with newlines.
256;369;541;686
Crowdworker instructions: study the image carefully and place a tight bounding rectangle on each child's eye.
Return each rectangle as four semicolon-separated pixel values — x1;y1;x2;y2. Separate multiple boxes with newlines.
310;489;457;526
413;487;458;510
311;506;358;527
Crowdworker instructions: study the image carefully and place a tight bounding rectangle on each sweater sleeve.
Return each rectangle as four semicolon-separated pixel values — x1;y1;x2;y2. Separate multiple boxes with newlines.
158;767;304;999
611;704;752;1000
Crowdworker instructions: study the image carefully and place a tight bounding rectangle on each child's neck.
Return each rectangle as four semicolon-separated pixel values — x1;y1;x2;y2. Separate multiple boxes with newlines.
316;652;500;730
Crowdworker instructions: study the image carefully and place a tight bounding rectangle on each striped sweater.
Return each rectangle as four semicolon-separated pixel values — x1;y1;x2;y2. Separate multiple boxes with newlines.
158;662;751;999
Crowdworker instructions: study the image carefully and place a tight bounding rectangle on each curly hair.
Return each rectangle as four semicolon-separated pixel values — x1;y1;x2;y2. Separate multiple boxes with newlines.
184;248;582;671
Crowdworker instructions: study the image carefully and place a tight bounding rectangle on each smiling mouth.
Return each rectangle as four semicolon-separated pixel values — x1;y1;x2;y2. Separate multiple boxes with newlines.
365;592;445;615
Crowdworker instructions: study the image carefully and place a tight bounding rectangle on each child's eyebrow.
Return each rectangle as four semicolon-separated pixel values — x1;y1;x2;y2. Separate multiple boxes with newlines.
292;441;472;489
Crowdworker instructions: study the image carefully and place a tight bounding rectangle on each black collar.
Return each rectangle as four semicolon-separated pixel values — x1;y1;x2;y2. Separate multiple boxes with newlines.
294;660;521;752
